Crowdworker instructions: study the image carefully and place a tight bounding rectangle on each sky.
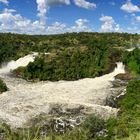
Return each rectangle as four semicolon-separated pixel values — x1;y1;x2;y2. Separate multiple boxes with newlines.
0;0;140;34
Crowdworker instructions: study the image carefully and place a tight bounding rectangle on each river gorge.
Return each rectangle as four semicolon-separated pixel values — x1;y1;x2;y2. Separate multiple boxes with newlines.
0;54;126;129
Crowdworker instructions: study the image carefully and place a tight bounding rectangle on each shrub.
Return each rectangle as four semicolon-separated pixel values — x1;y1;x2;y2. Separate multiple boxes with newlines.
0;79;7;93
82;115;106;138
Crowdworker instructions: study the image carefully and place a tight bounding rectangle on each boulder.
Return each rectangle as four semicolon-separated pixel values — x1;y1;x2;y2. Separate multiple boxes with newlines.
115;73;133;81
111;79;127;88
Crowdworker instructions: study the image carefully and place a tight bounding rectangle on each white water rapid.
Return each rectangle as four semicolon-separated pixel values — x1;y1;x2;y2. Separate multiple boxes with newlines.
0;54;125;128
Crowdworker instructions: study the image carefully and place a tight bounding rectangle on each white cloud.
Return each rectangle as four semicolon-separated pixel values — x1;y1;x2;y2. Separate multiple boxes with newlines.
46;18;92;34
47;0;70;5
45;19;92;34
126;26;140;34
47;19;92;34
76;18;89;27
67;18;92;32
36;0;96;24
99;15;120;32
109;1;115;6
0;0;8;5
73;0;96;9
126;13;140;25
0;8;45;34
36;0;47;25
46;22;66;34
135;16;140;22
36;0;70;24
3;8;16;13
121;0;140;13
0;9;92;34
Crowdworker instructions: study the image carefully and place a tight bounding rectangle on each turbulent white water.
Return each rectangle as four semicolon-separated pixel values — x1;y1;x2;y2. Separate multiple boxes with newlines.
0;53;37;74
0;54;125;128
126;48;135;52
126;46;140;52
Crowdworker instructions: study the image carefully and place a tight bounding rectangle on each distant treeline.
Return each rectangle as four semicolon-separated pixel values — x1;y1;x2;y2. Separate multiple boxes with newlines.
0;32;139;64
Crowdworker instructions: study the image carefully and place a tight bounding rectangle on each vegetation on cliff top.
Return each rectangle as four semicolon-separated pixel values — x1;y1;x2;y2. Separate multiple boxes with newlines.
0;32;139;65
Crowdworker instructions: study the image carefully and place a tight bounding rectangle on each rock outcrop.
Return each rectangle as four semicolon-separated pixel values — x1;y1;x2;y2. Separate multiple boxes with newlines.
115;73;133;81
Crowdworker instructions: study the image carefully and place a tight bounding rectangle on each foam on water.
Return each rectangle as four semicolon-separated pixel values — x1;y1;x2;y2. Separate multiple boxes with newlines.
0;53;37;74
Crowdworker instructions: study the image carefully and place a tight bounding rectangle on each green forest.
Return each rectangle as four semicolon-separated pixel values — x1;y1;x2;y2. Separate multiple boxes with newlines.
0;32;139;65
7;32;138;81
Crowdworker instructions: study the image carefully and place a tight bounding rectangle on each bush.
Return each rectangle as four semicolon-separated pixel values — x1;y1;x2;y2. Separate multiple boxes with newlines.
123;48;140;76
82;115;106;138
0;79;7;93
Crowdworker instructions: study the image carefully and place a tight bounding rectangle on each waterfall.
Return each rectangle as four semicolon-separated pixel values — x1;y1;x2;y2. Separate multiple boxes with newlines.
0;53;37;75
114;62;125;74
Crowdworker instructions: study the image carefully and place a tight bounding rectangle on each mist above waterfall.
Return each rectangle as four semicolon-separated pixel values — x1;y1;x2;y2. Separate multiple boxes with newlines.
0;53;37;74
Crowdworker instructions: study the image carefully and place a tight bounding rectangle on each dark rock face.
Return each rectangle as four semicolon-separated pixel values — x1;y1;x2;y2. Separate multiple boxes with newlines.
115;73;133;81
106;95;117;108
28;105;86;136
107;72;133;108
111;79;128;88
52;117;84;134
106;73;129;108
105;88;126;108
40;105;86;134
48;105;85;116
30;116;85;137
96;129;108;137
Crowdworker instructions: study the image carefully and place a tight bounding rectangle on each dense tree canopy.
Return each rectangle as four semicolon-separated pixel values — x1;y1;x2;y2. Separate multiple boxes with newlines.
0;32;140;65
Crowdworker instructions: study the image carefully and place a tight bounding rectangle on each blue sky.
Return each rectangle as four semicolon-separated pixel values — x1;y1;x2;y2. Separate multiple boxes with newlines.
0;0;140;34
